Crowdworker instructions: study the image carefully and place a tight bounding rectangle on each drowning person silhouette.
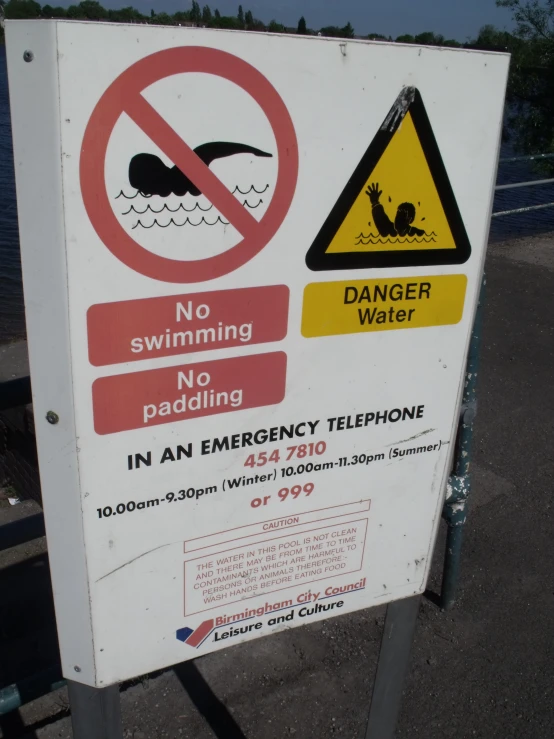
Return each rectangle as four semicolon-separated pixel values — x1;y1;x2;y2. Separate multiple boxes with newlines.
366;182;426;238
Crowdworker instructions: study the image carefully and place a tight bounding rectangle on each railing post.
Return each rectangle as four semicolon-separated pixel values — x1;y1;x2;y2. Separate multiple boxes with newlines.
440;274;485;610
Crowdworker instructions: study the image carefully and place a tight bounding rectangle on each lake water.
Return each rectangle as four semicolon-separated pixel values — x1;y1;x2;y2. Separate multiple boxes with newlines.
0;45;25;343
2;44;554;344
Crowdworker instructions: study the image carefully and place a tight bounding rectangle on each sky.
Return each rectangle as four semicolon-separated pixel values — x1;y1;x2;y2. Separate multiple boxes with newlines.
61;0;516;42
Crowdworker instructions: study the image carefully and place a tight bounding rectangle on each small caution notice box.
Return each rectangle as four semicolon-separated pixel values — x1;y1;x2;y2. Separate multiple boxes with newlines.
302;275;467;337
183;501;370;616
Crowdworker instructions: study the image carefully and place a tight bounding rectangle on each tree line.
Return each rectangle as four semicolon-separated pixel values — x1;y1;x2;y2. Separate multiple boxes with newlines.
0;1;334;33
2;0;553;166
0;0;474;44
0;0;515;48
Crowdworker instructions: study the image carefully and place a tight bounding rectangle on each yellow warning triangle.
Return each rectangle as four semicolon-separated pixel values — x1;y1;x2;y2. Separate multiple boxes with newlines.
306;87;471;271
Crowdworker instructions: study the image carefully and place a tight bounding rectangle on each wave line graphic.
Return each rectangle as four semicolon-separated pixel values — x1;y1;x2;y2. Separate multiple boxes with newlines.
132;216;230;230
355;231;438;240
116;184;270;200
122;198;263;216
122;202;213;215
354;233;438;246
232;184;270;195
115;190;152;200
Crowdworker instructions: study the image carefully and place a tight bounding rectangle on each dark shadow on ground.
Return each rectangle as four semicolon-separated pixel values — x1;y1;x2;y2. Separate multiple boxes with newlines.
0;710;38;739
0;553;59;687
0;707;70;739
174;661;248;739
422;589;442;608
0;552;60;738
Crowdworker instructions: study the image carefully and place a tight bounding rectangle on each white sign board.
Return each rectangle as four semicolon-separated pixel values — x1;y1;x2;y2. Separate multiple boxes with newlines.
6;20;509;687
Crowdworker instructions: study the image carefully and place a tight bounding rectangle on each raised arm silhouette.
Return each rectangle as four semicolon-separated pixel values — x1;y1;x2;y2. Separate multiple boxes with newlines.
366;183;426;238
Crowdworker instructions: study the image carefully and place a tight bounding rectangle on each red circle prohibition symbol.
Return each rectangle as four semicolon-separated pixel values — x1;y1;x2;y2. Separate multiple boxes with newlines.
80;47;299;283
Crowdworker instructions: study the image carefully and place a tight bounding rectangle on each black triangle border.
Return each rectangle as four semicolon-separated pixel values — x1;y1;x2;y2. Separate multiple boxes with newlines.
305;88;472;271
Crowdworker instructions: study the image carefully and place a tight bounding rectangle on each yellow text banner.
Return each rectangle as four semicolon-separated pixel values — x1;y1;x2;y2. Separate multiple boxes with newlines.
302;275;467;338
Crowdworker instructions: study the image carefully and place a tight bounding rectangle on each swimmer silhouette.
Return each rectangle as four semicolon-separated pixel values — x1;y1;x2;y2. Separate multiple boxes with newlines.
129;143;272;198
366;182;426;238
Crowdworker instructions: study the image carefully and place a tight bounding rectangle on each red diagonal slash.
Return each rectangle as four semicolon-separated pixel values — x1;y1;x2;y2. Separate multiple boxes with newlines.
81;46;298;283
124;94;259;237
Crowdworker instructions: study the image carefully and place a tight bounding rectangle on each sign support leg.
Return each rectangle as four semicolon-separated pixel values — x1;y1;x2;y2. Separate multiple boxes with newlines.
365;595;420;739
440;273;485;610
67;681;123;739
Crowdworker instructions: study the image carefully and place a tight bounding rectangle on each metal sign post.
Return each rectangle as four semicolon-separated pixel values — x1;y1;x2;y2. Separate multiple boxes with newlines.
64;598;423;739
366;596;421;739
66;682;123;739
6;19;508;733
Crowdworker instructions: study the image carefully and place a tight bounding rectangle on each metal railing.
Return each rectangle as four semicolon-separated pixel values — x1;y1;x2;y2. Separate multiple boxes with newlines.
498;153;554;163
493;153;554;218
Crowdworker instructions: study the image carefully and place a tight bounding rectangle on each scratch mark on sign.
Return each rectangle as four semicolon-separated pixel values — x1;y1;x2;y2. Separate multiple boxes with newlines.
385;428;436;446
96;543;173;582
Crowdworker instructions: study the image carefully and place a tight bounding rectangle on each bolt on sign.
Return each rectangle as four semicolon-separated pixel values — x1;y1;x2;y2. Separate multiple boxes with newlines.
6;21;509;687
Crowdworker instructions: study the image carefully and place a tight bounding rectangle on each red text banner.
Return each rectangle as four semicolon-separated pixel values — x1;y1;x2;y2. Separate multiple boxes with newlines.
92;352;287;434
88;285;289;366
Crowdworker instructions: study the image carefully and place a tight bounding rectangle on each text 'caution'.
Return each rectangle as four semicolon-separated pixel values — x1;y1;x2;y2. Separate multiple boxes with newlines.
301;275;467;338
